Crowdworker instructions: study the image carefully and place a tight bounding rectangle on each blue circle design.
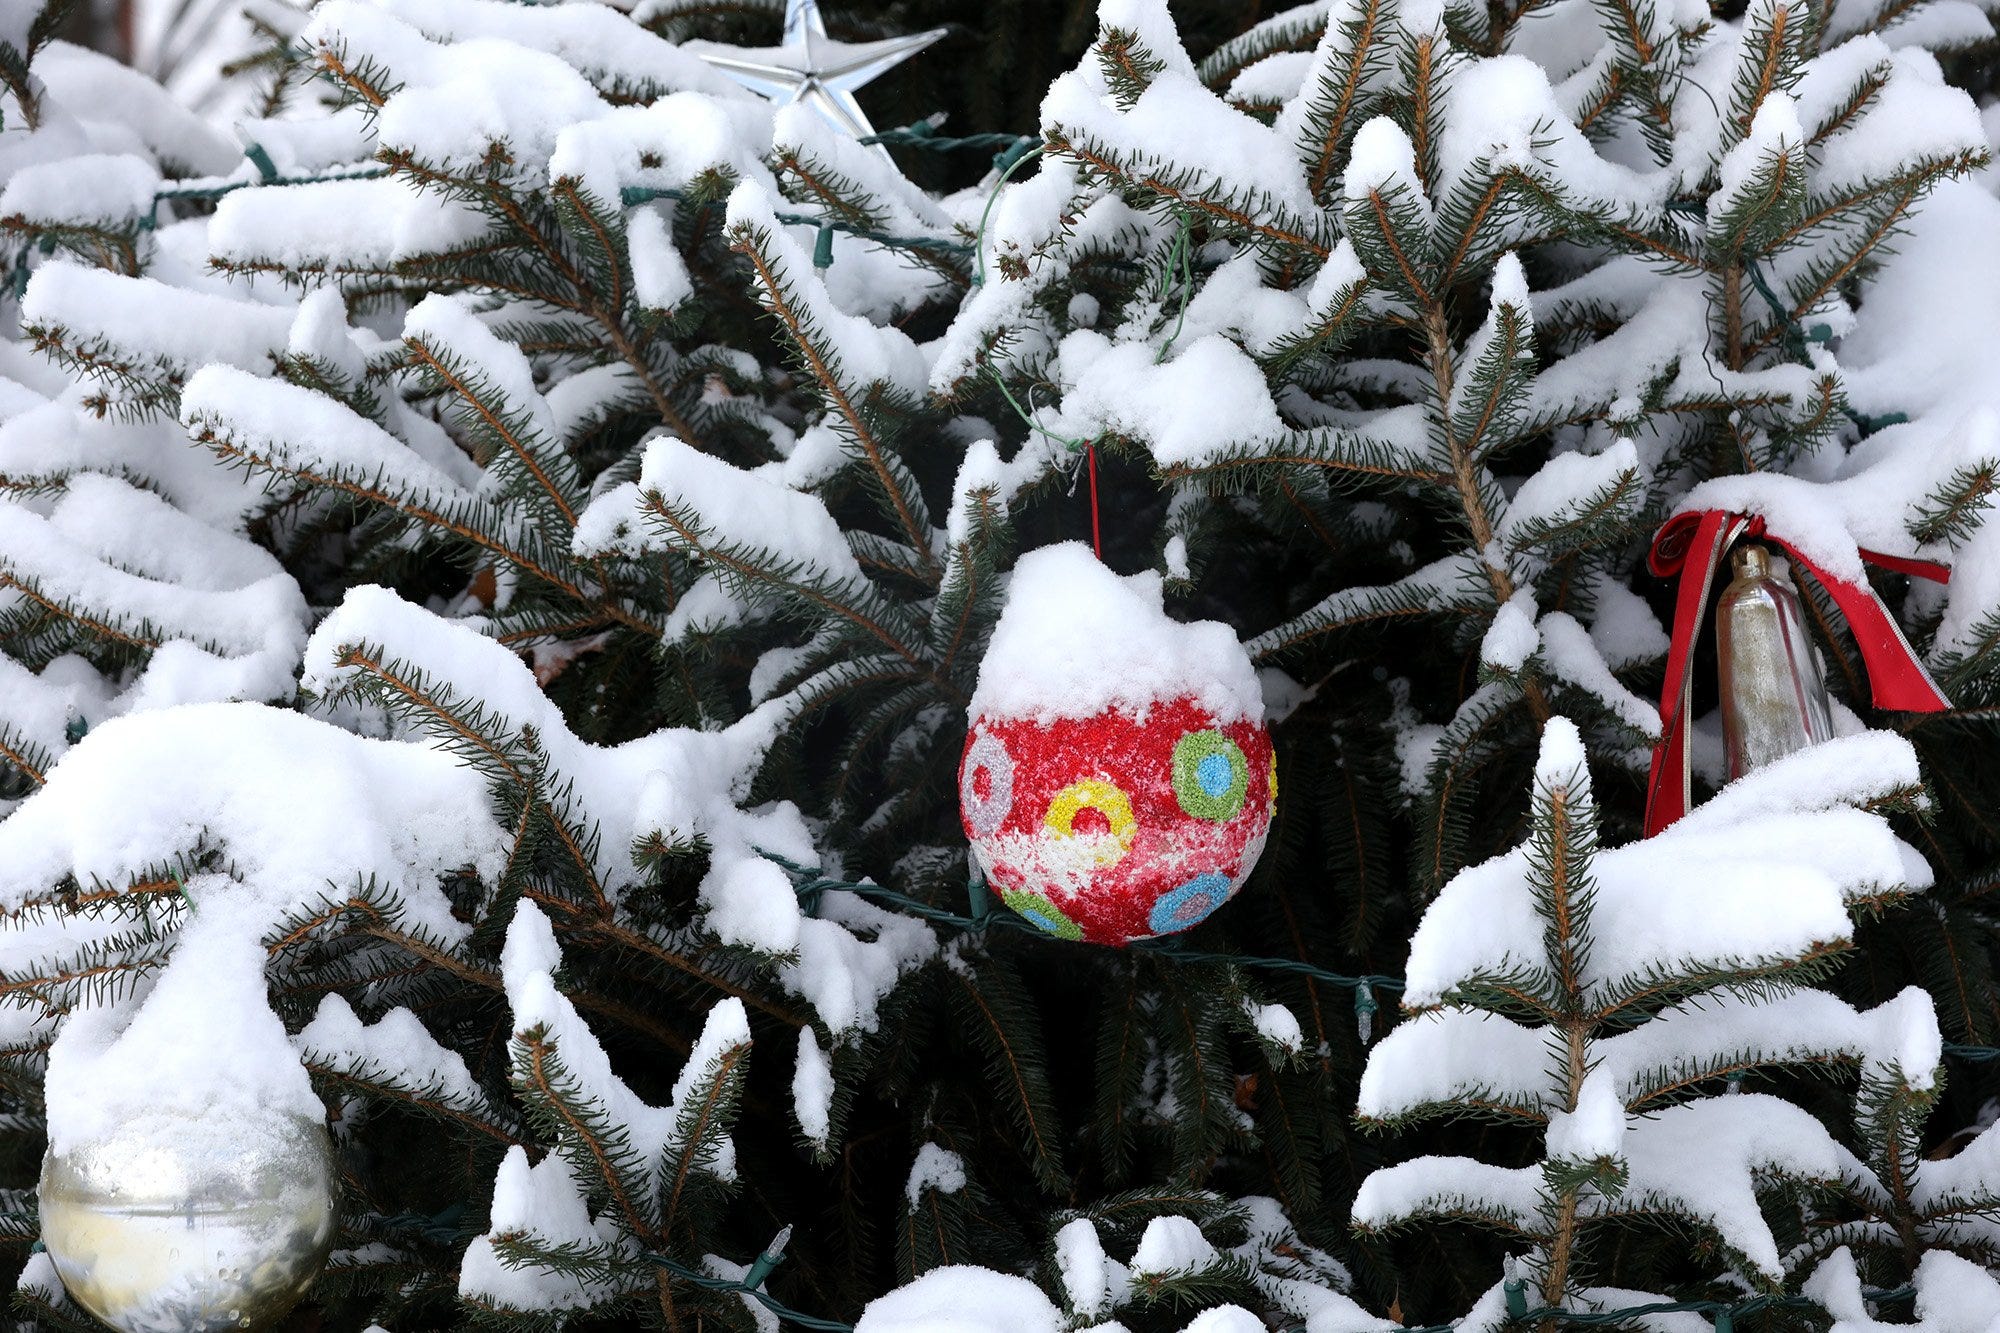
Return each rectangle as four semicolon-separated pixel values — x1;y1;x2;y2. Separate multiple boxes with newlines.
1196;752;1234;798
1148;872;1232;936
1017;900;1069;934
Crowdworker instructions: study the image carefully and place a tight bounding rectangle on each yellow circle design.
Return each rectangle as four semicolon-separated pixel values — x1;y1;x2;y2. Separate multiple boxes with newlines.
1044;779;1138;866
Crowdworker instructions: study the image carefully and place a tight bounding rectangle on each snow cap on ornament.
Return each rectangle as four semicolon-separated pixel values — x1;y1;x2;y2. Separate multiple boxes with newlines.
960;543;1274;945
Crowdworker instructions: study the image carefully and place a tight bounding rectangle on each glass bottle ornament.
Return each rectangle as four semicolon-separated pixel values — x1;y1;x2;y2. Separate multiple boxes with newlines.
1717;543;1835;779
38;1106;338;1333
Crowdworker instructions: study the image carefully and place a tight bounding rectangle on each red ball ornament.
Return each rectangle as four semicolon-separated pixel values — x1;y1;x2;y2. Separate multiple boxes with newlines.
959;544;1275;945
960;699;1274;944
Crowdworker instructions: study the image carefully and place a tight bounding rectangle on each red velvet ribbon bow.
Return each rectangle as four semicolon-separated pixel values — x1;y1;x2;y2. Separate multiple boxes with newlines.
1643;509;1951;837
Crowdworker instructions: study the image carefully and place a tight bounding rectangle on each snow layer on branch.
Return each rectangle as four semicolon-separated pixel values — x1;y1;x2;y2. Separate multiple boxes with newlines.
1356;1008;1548;1121
855;1266;1063;1333
22;263;291;373
773;102;950;233
10;698;506;1149
1039;44;1332;249
34;42;241;175
502;901;677;1159
1713;95;1803;229
1837;182;2000;656
928;155;1094;392
1403;733;1926;1006
364;0;747;101
1832;182;2000;426
971;542;1263;725
1911;1113;2000;1218
1481;591;1539;673
1584;574;1669;670
628;206;693;312
43;878;323;1148
1624;1095;1850;1278
1049;331;1287;467
1098;0;1203;79
0;704;499;943
1131;1215;1222;1282
1812;1246;2000;1333
0;653;108;773
1597;986;1942;1096
1499;441;1644;555
305;588;932;1031
1537;612;1661;742
726;182;928;399
1345;117;1430;221
180;366;491;512
601;433;864;584
664;997;750;1183
308;6;610;173
1173;253;1313;355
905;1143;967;1205
1055;1220;1122;1319
1351;1154;1541;1231
295;994;492;1111
405;294;566;449
550;94;776;208
1811;49;1983;193
210;176;489;273
780;889;938;1035
0;477;307;710
1546;1070;1625;1159
234;108;376;178
305;585;784;892
460;1147;631;1311
0;153;158;228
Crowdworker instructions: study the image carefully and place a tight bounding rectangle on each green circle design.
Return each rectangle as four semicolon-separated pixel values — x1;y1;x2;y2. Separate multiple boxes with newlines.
1172;730;1249;821
1001;888;1083;941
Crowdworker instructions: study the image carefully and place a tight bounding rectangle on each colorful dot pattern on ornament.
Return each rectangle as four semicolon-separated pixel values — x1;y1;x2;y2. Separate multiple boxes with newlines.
959;697;1275;945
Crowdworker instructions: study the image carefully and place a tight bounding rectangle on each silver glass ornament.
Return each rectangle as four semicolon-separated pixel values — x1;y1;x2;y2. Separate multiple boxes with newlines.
39;1108;338;1333
1717;543;1835;780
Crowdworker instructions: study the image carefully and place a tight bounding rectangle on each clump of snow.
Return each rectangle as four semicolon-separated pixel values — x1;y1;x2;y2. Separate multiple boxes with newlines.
1345;117;1431;225
905;1143;967;1205
1482;591;1540;674
1049;331;1287;467
1129;1216;1219;1278
460;1147;628;1311
1054;1219;1122;1320
792;1027;834;1149
43;878;323;1152
970;542;1263;725
628;206;693;312
295;994;490;1111
1545;1070;1626;1160
625;433;865;586
854;1266;1062;1333
1244;999;1305;1054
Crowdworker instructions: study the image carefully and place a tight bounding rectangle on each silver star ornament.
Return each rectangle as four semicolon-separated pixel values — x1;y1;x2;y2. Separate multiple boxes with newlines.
689;0;947;142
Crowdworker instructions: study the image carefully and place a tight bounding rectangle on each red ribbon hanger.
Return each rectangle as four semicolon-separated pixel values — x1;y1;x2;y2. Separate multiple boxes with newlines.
1642;509;1952;836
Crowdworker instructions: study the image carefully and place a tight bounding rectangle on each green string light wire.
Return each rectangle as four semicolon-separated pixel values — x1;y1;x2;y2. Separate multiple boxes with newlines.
644;1250;856;1332
772;853;2000;1068
777;852;1402;996
1154;208;1195;363
861;119;1037;157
